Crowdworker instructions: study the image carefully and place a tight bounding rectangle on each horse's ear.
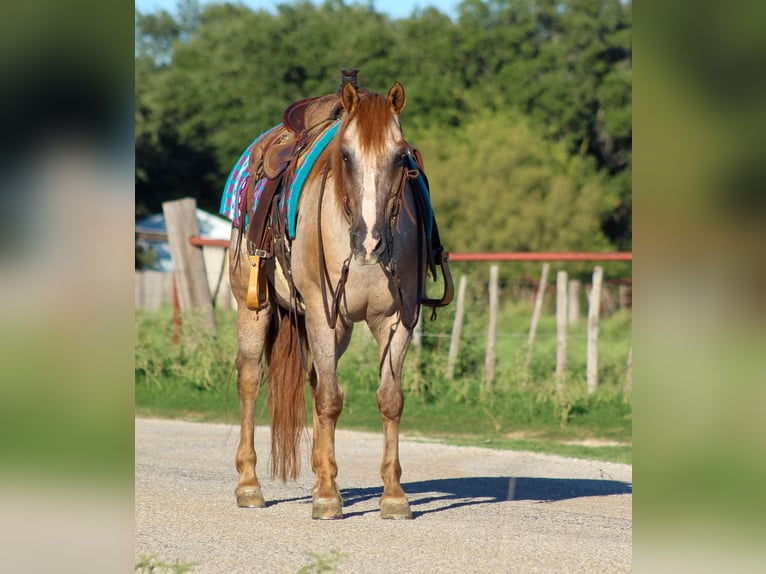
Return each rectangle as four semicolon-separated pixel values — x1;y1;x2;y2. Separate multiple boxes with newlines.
341;81;359;114
388;81;406;115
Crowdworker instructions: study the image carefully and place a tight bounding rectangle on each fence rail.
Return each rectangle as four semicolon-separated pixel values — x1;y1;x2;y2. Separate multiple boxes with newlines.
182;235;634;262
448;252;632;262
138;230;633;263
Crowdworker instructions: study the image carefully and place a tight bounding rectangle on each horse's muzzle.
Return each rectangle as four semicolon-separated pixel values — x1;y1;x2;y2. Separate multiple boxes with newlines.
351;226;387;265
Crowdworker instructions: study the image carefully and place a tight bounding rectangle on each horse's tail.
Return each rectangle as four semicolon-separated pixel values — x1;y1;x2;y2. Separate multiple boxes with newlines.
266;306;308;481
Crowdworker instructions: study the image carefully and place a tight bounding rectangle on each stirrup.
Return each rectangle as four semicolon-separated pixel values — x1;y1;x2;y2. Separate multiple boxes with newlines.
246;254;269;310
422;251;454;308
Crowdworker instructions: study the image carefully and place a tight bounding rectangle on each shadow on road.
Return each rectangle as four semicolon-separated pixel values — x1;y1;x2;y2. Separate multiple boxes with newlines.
339;476;632;518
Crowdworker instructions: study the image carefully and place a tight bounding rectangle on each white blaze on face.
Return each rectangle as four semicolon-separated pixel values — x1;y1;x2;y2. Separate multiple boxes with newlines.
360;154;378;257
346;121;381;259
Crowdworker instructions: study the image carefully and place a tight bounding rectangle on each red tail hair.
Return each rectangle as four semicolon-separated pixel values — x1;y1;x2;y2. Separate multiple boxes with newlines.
266;308;308;481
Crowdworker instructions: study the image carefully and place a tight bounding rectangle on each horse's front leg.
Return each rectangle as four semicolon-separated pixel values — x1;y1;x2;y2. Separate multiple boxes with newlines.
306;313;351;519
234;305;272;507
370;315;413;519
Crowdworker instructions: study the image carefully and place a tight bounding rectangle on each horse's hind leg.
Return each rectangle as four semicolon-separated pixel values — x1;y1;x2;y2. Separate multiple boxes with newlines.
234;305;273;507
369;315;413;519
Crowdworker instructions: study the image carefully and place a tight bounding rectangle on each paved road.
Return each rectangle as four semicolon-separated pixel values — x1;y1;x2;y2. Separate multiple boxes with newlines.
135;418;632;573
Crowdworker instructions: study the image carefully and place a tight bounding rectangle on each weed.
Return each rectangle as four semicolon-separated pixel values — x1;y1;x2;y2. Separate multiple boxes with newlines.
135;310;238;391
296;549;349;574
135;554;196;574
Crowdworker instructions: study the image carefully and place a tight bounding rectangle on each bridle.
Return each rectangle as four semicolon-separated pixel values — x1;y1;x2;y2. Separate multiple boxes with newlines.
315;142;420;330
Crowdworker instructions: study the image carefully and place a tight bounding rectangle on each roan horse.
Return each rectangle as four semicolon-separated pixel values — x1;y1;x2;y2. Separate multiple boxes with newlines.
227;74;452;519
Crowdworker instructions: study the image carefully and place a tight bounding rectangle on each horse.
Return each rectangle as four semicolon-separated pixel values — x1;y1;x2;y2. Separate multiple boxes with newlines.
227;76;451;520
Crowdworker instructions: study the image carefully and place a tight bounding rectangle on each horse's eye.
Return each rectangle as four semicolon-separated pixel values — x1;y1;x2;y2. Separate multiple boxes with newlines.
341;150;351;164
393;152;406;167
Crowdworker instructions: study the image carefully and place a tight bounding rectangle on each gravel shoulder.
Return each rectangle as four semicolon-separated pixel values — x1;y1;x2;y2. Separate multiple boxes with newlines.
135;417;632;573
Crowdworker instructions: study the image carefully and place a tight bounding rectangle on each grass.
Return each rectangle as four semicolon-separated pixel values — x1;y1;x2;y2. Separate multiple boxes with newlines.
135;289;631;464
296;549;349;574
135;555;196;573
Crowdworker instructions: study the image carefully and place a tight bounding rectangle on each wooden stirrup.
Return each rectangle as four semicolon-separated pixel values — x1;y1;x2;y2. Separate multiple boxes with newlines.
246;255;269;310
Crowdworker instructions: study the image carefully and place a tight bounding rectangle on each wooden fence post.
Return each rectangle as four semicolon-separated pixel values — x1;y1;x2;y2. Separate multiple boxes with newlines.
624;343;633;395
567;279;581;323
525;263;550;371
555;270;568;393
172;274;181;345
135;270;174;311
163;198;216;333
586;266;603;395
485;265;499;390
446;275;467;380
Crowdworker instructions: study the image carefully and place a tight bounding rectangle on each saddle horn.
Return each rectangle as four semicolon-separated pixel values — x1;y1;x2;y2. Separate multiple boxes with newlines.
340;68;359;89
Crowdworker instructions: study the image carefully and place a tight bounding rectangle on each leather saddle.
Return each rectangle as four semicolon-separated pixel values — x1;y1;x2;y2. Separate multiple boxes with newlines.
258;94;344;181
244;93;344;246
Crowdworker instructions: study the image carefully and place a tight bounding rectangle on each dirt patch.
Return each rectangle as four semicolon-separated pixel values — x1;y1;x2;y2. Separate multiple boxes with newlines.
504;430;631;448
504;430;548;441
560;438;631;447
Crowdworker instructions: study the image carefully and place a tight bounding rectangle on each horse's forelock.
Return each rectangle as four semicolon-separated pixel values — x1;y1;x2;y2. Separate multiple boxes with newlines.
343;93;399;154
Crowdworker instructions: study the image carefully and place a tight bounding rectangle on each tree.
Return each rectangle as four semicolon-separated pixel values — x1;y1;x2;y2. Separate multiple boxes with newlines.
412;112;616;259
134;0;631;252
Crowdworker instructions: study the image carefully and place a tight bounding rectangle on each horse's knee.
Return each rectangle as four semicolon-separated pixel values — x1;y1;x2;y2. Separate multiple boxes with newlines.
377;384;403;420
236;355;262;393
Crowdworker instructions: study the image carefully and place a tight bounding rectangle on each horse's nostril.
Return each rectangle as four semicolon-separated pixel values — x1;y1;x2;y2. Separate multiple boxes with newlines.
350;226;366;250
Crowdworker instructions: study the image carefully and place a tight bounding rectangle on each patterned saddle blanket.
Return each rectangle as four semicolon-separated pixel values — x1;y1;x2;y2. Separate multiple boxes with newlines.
219;120;339;239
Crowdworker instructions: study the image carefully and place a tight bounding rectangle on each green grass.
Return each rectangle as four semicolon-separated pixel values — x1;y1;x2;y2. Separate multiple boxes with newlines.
135;555;196;573
135;291;631;464
296;549;349;574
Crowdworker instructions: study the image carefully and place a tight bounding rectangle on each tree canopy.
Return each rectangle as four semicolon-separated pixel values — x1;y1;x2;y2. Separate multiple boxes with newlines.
136;0;631;253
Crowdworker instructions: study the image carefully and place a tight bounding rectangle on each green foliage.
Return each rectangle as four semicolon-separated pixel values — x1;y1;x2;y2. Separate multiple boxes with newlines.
135;310;238;391
135;293;632;460
135;243;158;270
135;0;631;248
391;289;631;442
412;112;615;255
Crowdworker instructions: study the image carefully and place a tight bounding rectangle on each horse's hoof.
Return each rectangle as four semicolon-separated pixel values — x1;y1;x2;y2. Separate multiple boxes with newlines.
312;496;343;520
380;497;412;520
236;486;266;508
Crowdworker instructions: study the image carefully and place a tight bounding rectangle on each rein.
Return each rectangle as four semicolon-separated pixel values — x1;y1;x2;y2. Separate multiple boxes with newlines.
316;158;352;330
314;152;431;331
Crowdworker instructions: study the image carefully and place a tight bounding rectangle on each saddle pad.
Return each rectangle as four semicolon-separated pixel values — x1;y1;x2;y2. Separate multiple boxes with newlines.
220;121;340;239
219;124;283;228
406;150;434;239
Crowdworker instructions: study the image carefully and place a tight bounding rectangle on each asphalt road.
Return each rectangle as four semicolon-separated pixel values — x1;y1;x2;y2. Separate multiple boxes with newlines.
135;418;632;573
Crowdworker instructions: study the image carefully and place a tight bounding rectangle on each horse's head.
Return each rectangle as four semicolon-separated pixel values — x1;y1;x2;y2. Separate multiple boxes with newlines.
335;80;407;266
